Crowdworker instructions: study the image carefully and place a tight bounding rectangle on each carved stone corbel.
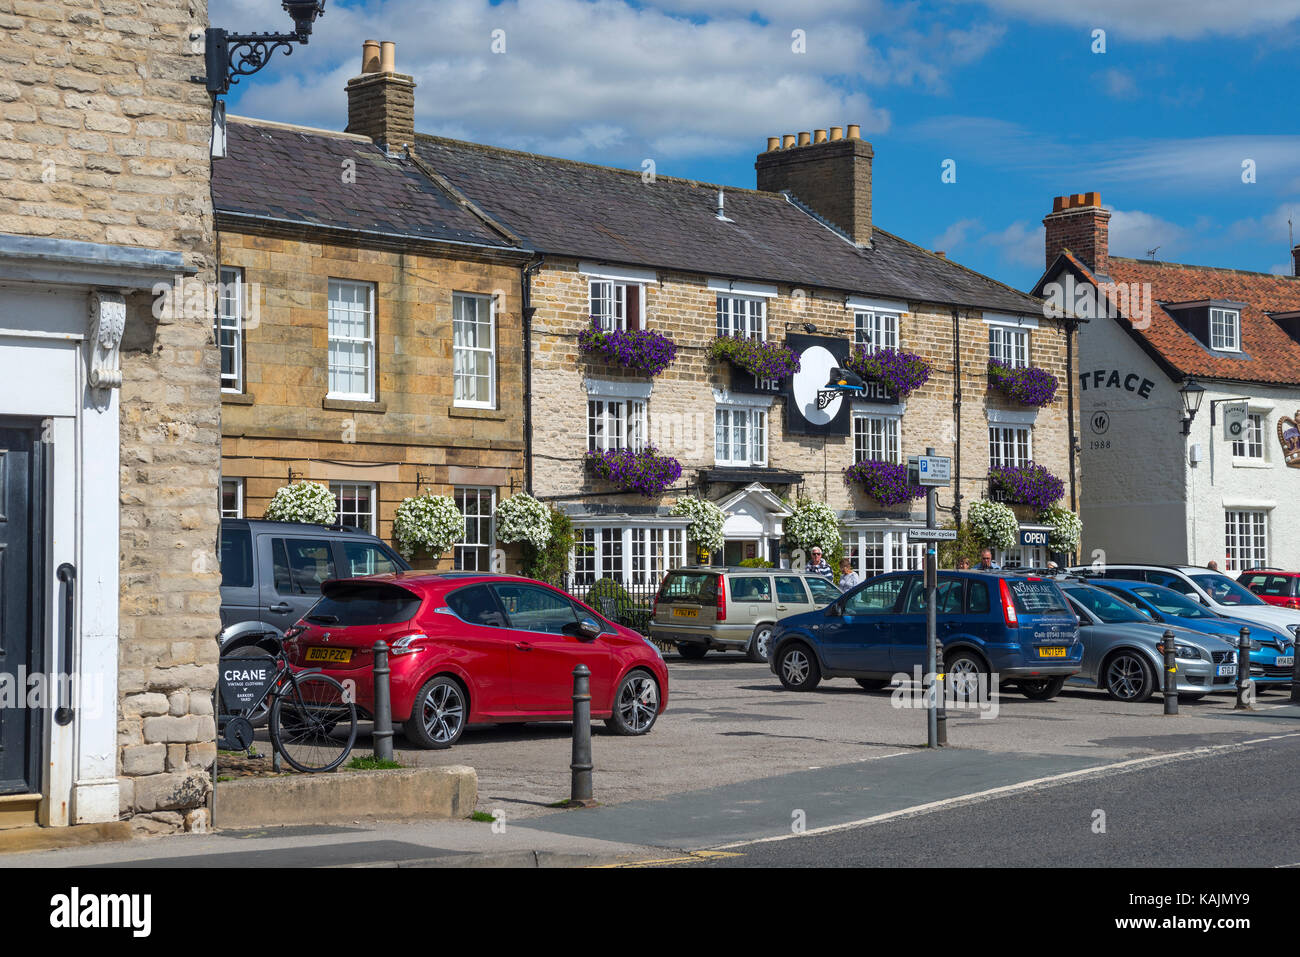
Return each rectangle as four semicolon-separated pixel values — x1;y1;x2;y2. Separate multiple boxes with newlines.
87;290;126;393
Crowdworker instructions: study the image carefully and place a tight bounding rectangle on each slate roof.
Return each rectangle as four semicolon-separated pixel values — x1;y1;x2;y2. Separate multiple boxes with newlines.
413;134;1044;316
1055;251;1300;387
212;118;520;250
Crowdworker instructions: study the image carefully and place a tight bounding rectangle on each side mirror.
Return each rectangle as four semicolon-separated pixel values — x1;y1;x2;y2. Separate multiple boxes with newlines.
578;618;602;641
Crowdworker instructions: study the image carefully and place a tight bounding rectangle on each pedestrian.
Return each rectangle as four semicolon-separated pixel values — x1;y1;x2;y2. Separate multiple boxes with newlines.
1207;560;1219;572
975;548;1000;572
956;557;971;570
838;557;861;591
806;546;833;579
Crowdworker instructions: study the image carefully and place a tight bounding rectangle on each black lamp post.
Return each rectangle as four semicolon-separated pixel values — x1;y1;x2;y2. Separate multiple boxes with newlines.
1179;376;1205;435
199;1;326;96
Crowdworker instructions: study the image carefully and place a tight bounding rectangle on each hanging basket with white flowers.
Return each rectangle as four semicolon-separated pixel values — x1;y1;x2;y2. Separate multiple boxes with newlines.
392;494;464;560
670;496;726;555
264;481;337;526
966;498;1018;551
494;493;553;551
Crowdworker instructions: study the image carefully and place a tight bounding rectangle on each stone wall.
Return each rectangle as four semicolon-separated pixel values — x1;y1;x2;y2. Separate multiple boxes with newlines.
0;0;222;828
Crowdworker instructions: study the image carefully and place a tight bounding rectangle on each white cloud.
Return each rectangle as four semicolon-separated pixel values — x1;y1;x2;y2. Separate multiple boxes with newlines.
1107;207;1188;259
1095;67;1138;99
983;220;1043;268
932;217;981;252
952;0;1300;40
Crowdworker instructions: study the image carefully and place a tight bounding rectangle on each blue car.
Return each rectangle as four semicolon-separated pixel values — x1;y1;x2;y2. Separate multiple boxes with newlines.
1093;579;1295;687
769;570;1081;700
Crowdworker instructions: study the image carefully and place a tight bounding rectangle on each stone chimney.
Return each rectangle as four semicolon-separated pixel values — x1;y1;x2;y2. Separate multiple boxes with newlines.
755;124;873;246
345;40;416;152
1044;192;1111;275
1292;243;1299;277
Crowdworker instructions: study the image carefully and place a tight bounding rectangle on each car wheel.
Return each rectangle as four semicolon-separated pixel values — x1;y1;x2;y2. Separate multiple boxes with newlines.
855;678;889;691
747;625;775;663
677;643;708;660
1103;651;1155;704
402;675;467;750
945;648;988;703
605;670;660;736
1019;676;1066;701
776;643;821;692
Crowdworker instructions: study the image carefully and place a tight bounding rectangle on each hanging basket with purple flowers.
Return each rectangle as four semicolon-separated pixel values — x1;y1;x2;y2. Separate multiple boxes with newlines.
843;347;932;399
578;319;678;377
706;335;800;381
584;446;683;497
987;360;1058;407
988;462;1065;512
843;459;926;506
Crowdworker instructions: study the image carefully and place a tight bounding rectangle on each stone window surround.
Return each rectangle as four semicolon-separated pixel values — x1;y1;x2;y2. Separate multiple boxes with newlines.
581;262;654;332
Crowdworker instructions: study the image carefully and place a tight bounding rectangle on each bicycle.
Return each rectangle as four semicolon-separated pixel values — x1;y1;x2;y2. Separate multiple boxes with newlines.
218;635;358;773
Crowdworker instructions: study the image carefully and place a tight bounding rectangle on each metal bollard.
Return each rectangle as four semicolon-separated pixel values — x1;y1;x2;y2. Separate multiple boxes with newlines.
570;664;594;806
1291;638;1300;704
935;637;947;747
1235;627;1253;711
372;640;394;762
1161;629;1178;716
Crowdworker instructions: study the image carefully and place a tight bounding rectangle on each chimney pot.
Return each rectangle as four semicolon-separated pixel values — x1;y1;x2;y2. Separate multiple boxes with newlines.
767;136;780;152
782;134;796;149
362;39;381;73
797;131;811;146
829;126;843;141
813;129;827;144
756;122;873;246
380;40;396;73
347;40;416;152
847;124;861;139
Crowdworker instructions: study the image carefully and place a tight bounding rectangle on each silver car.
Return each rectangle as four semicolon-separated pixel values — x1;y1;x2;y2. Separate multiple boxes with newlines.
1061;583;1239;702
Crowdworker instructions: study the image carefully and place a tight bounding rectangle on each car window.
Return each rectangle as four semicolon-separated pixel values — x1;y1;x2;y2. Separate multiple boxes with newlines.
494;583;581;635
660;572;717;604
729;576;773;602
1009;580;1071;615
1190;574;1266;606
967;579;990;614
774;576;808;603
1063;586;1148;623
904;578;964;614
805;576;841;605
1130;584;1212;619
1144;570;1194;595
307;582;421;625
220;526;253;589
844;576;907;615
272;538;336;596
1259;575;1292;597
446;584;508;627
1102;568;1145;581
340;541;404;577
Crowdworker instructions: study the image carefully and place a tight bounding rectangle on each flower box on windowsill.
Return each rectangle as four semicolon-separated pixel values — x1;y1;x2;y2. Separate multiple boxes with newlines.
706;335;800;381
843;347;932;399
987;361;1058;408
584;447;682;497
843;459;926;506
577;319;677;377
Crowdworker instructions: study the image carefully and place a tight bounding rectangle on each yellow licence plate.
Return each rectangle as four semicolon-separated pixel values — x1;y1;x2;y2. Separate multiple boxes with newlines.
1037;646;1067;658
672;607;700;618
305;647;352;663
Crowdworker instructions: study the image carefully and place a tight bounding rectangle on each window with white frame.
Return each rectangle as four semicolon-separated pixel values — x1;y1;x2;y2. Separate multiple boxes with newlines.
220;478;244;518
454;486;496;571
989;426;1033;468
891;536;925;572
988;325;1029;368
587;397;646;452
453;293;494;408
590;280;642;332
843;528;920;577
716;295;766;340
997;545;1046;570
217;266;244;392
572;526;686;586
715;405;767;467
1232;413;1265;460
853;412;901;463
1225;510;1267;572
1210;308;1241;352
331;482;376;534
855;310;899;353
327;279;375;399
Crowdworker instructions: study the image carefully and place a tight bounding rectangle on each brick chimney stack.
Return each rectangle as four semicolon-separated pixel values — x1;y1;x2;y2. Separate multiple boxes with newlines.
1044;192;1111;275
346;40;416;152
755;124;873;247
1292;243;1299;277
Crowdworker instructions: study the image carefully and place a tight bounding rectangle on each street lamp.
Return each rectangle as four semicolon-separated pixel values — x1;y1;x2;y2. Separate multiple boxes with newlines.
199;1;326;96
1179;376;1205;435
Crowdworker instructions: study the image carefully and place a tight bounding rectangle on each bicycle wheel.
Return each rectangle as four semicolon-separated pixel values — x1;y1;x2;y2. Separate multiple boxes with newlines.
270;673;358;773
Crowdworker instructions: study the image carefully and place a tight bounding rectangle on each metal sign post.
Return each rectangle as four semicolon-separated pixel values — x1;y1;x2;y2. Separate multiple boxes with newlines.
908;448;951;748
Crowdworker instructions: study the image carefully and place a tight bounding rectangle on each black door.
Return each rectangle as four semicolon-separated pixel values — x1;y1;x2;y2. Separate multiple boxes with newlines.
0;421;44;795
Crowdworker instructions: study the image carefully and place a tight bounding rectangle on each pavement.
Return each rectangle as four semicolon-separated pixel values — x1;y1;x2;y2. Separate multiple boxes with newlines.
5;655;1298;867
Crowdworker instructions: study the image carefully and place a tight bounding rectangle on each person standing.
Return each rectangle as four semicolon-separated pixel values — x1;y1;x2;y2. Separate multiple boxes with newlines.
976;548;1001;571
956;557;972;570
807;546;833;579
838;557;862;591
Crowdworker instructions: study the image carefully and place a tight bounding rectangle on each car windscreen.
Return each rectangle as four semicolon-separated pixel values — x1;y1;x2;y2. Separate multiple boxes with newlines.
1008;579;1070;616
1063;586;1149;624
1190;574;1266;606
659;572;717;604
308;581;422;625
1129;583;1215;619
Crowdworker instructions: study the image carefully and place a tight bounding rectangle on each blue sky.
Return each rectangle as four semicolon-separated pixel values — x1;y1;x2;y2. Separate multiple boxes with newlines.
212;0;1300;289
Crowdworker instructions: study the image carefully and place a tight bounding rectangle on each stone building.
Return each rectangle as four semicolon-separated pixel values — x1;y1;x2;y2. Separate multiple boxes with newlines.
1035;192;1300;571
0;1;219;831
211;107;530;570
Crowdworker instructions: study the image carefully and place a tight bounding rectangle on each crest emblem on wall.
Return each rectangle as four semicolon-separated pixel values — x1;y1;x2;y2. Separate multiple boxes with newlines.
1278;413;1300;467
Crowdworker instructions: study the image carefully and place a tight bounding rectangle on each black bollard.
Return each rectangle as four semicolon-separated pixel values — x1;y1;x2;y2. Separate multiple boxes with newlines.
372;640;394;761
1161;629;1178;716
1234;627;1253;711
1291;637;1300;705
570;664;595;806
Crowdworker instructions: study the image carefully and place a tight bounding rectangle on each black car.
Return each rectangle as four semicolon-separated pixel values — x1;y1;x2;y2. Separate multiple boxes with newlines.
218;518;409;649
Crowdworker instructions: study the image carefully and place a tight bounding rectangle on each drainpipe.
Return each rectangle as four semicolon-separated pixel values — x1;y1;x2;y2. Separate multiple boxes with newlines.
951;307;963;528
521;255;545;494
1065;317;1078;515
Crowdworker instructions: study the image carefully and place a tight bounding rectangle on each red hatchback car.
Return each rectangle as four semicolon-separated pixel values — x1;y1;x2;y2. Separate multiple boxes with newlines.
282;572;669;749
1238;570;1300;610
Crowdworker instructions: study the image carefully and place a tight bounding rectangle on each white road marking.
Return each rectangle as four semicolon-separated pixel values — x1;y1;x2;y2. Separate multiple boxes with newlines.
710;731;1300;850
